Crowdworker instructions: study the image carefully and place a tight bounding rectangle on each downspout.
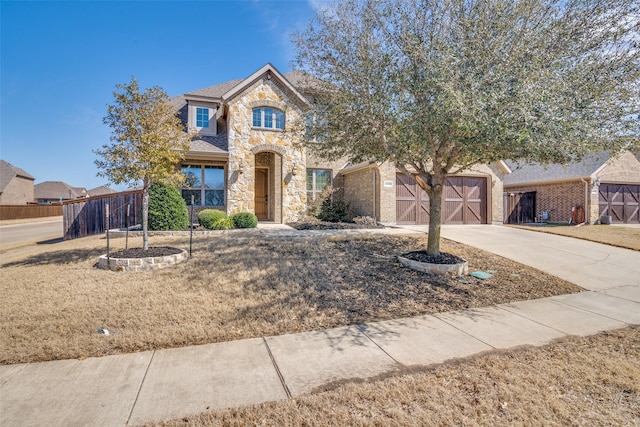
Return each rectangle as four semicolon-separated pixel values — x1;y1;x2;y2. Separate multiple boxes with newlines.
580;177;589;224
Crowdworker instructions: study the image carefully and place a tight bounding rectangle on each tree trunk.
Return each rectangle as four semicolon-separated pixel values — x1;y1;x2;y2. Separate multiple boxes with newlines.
426;186;443;255
142;180;149;251
425;174;445;256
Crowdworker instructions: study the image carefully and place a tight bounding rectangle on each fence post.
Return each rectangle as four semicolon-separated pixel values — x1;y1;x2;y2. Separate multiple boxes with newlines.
106;203;110;264
189;195;194;257
125;204;130;250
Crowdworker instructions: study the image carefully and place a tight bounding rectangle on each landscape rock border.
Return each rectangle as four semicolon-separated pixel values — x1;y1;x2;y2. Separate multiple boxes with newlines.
397;255;469;276
97;249;188;272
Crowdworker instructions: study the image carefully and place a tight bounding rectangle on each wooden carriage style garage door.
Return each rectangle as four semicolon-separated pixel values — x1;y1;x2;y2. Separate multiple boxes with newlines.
396;174;488;225
599;183;640;224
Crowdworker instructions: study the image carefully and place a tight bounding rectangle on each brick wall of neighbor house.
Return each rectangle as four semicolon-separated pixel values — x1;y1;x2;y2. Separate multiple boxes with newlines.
505;181;585;223
0;177;34;205
226;78;307;222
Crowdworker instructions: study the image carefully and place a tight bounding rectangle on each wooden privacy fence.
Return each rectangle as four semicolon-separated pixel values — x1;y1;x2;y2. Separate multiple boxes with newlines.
0;204;62;220
63;190;142;240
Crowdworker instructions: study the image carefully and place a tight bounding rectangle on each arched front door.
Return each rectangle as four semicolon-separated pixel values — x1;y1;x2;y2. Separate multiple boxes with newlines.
255;167;269;220
254;151;282;222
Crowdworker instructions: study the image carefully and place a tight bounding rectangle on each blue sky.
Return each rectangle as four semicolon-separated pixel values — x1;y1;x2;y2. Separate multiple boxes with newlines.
1;0;321;190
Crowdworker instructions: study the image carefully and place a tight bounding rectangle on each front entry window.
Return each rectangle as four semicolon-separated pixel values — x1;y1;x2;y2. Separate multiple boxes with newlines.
307;169;331;203
181;165;224;206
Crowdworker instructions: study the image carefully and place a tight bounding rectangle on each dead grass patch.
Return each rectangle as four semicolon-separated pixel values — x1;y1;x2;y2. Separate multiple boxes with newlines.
0;232;582;364
512;224;640;251
147;326;640;427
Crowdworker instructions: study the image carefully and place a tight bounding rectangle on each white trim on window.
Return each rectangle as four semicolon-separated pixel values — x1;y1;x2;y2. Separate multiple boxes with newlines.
252;107;285;130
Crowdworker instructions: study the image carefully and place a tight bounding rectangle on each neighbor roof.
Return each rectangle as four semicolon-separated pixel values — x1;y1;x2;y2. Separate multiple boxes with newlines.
504;152;611;186
0;160;35;193
88;186;117;197
35;181;88;200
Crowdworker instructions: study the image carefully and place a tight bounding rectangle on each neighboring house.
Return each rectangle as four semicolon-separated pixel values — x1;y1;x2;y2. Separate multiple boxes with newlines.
504;150;640;224
35;181;89;204
170;63;508;224
0;160;35;205
87;186;117;197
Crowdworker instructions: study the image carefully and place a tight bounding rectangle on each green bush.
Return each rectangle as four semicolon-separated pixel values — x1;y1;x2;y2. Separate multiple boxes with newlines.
147;183;189;230
318;199;351;222
231;212;258;228
197;209;227;229
212;216;235;230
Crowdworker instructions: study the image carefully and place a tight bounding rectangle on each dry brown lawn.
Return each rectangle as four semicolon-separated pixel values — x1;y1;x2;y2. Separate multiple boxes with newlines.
512;224;640;251
147;326;640;427
0;231;582;364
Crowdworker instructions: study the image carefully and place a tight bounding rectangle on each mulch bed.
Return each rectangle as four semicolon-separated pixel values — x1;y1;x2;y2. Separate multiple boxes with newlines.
401;250;466;264
288;221;384;230
109;246;183;258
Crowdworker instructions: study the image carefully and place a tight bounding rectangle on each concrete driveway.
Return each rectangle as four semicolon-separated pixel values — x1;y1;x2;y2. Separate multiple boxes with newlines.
432;224;640;291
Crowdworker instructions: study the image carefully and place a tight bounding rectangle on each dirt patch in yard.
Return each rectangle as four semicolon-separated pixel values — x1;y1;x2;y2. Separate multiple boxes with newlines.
146;326;640;427
0;233;582;364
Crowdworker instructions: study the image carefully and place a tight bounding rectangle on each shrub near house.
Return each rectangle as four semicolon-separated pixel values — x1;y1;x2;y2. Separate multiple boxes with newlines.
148;183;189;230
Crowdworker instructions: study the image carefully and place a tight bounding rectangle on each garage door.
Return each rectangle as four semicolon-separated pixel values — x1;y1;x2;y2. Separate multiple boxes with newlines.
396;174;488;225
599;183;640;224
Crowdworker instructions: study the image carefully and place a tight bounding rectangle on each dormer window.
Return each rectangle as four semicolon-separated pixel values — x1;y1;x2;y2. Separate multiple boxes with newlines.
252;107;285;130
187;102;216;135
196;107;210;128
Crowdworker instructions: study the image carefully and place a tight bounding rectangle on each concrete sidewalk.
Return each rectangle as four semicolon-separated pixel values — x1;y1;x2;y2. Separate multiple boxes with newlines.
2;225;640;426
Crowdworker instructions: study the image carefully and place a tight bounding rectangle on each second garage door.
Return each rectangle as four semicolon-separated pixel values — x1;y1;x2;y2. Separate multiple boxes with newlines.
599;183;640;224
396;174;488;225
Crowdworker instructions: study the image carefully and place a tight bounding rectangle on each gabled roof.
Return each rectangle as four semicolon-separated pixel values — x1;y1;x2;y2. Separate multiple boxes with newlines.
504;152;611;186
35;181;88;200
0;160;35;193
220;63;310;107
88;186;117;197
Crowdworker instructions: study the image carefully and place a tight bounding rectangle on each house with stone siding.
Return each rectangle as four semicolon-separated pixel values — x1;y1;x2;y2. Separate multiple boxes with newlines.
504;150;640;225
171;63;509;225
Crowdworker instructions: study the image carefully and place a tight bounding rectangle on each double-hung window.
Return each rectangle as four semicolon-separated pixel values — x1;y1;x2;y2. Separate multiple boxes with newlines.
306;169;332;203
252;107;285;130
181;165;225;206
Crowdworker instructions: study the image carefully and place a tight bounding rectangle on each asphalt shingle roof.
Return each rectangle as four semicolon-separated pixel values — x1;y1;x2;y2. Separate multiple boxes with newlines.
88;186;117;197
188;133;229;154
35;181;87;200
504;152;610;185
186;79;244;99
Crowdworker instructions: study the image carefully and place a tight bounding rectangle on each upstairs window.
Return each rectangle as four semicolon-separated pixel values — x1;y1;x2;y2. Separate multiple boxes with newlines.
252;107;285;130
196;107;209;128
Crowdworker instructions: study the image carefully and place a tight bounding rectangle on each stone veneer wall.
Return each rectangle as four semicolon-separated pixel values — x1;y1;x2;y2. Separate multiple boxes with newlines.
226;77;307;222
